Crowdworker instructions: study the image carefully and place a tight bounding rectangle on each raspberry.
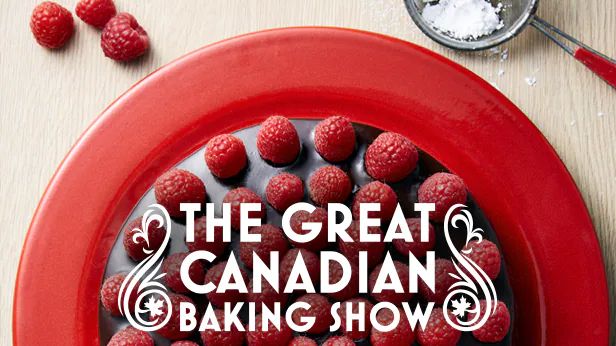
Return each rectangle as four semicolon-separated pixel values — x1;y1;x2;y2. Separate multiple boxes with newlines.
322;336;355;346
246;314;293;346
392;218;435;259
101;13;149;61
152;293;195;340
107;326;153;346
100;273;135;316
154;168;206;218
122;216;166;261
416;308;461;346
186;216;227;256
239;224;289;268
369;260;413;305
170;342;198;346
461;239;501;280
289;336;318;346
257;115;300;165
351;181;398;221
338;220;385;268
417;172;467;221
365;132;418;182
364;132;419;183
75;0;116;28
308;166;352;206
314;116;356;162
370;307;415;346
326;260;360;301
30;2;74;49
247;279;289;312
204;261;248;308
205;134;247;179
265;173;304;211
162;252;205;294
337;297;374;340
288;206;329;251
470;300;511;342
222;187;265;230
200;309;245;346
292;293;333;334
419;259;457;305
280;248;320;288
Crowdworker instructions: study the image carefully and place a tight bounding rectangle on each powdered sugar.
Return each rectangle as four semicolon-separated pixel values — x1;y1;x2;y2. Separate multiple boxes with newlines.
422;0;504;40
524;76;537;86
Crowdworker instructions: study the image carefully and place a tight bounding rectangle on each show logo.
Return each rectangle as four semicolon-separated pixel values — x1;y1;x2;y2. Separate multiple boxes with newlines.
117;201;497;333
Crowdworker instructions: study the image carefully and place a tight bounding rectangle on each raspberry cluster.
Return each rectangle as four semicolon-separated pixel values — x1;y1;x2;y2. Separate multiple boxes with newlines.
30;1;149;61
102;115;510;345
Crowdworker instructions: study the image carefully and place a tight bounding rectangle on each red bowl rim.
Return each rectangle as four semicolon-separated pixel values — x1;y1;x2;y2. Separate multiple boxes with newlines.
13;27;609;345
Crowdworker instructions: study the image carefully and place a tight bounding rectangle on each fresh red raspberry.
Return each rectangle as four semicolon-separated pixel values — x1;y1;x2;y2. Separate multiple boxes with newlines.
469;300;511;342
222;187;265;230
170;342;198;346
289;336;318;346
205;134;247;179
338;220;385;269
239;224;289;268
365;132;418;182
288;206;329;251
101;13;149;61
308;166;352;206
186;216;228;256
419;258;457;305
314;115;356;162
416;308;461;346
392;218;435;259
246;314;293;346
152;293;195;340
325;259;360;301
280;248;320;288
100;273;136;316
351;181;398;221
337;297;374;340
123;216;166;261
30;2;74;49
322;336;355;346
154;168;206;218
75;0;116;28
162;252;205;294
256;115;300;165
417;172;467;221
265;173;304;211
200;309;245;346
370;307;415;346
204;261;248;308
369;260;413;305
292;293;333;334
247;279;289;312
461;239;501;280
364;132;419;183
107;326;153;346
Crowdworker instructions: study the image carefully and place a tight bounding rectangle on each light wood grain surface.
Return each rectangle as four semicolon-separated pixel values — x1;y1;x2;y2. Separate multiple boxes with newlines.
1;0;614;344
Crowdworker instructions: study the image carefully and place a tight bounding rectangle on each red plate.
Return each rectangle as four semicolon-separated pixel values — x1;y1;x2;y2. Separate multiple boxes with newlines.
13;28;608;345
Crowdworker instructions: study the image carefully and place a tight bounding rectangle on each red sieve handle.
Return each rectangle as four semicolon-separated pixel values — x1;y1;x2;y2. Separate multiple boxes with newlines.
574;47;616;88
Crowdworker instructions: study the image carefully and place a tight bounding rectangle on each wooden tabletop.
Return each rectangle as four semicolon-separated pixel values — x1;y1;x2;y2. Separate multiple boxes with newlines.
1;0;614;343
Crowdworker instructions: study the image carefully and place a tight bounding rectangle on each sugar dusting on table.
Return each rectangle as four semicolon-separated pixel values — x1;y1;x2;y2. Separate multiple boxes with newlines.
524;76;537;86
422;0;504;40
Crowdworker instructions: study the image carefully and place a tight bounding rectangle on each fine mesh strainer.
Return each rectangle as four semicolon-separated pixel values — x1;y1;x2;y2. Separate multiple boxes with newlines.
404;0;616;88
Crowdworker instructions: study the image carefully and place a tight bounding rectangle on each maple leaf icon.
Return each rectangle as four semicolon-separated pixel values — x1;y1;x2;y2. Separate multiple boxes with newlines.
452;296;471;318
144;295;165;318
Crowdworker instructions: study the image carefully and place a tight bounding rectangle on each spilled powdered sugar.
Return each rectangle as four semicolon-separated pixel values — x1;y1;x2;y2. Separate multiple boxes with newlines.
524;76;537;86
422;0;504;40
